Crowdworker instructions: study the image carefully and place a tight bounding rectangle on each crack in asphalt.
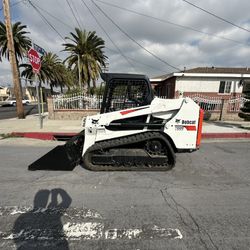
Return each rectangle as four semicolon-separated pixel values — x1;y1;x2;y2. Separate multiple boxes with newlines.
160;187;219;250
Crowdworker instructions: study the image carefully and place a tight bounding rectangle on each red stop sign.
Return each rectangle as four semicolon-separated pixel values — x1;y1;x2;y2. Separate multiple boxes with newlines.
28;48;41;73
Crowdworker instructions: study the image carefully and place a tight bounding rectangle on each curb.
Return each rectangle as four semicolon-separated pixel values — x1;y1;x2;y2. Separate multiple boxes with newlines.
202;133;250;139
10;131;250;141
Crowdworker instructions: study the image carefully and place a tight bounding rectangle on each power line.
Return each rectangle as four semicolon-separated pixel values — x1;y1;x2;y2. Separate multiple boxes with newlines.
28;2;163;74
92;0;181;71
94;0;248;46
182;0;250;33
80;0;135;70
65;0;81;28
70;0;84;29
31;2;73;30
105;47;167;74
27;0;65;41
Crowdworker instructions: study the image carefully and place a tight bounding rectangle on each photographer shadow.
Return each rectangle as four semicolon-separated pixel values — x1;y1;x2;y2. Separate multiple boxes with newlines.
12;188;72;250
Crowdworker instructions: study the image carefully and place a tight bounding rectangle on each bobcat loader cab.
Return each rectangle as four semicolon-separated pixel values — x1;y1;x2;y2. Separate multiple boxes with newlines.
29;73;203;171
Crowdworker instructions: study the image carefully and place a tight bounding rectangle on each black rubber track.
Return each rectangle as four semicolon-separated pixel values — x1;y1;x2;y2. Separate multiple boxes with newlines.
82;131;176;171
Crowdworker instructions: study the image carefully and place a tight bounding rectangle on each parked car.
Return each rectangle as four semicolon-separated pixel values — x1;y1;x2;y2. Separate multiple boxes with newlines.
0;97;30;107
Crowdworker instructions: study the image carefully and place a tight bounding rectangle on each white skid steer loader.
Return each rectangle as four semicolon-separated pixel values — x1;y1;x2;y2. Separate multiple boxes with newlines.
29;73;203;171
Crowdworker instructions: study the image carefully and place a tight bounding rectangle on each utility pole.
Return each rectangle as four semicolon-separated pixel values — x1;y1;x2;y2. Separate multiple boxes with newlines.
3;0;25;119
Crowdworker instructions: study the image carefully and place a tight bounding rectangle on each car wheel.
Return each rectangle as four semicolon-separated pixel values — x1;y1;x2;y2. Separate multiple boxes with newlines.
13;102;16;106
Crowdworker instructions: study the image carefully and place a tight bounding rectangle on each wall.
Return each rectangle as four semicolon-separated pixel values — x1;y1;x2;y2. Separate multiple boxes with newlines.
0;87;8;101
49;110;99;120
153;77;176;98
176;77;243;93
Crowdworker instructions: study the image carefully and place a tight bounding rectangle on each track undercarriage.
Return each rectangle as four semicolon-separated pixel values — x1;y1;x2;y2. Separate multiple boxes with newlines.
83;132;176;171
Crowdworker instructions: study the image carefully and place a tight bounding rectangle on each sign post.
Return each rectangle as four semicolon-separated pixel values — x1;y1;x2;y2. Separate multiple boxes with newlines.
27;48;42;128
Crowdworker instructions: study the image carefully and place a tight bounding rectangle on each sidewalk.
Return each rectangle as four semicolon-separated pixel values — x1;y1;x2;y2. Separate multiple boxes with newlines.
0;113;250;140
202;120;250;139
0;113;82;140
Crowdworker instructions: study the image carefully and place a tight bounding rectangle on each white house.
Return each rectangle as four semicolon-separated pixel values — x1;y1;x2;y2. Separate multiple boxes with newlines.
151;67;250;99
0;86;9;101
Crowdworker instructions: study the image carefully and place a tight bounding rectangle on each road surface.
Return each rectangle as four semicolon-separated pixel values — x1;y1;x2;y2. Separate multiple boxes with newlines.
0;138;249;249
0;104;48;120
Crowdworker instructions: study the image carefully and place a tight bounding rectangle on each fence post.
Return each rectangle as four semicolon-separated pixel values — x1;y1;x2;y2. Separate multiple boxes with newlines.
219;99;228;121
47;97;54;119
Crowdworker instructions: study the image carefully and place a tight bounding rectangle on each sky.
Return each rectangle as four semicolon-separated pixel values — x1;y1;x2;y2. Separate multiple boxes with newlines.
0;0;250;86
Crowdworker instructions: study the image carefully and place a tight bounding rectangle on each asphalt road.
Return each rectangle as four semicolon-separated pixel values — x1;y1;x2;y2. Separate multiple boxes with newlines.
0;104;48;120
0;138;249;250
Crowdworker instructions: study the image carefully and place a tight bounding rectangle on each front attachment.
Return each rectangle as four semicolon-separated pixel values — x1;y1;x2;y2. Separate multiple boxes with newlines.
28;131;85;171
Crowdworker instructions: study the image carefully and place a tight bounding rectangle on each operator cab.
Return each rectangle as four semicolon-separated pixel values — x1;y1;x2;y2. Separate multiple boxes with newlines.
100;73;154;114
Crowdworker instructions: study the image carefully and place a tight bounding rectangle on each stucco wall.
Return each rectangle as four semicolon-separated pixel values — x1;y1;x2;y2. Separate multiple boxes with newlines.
50;110;99;120
176;77;243;93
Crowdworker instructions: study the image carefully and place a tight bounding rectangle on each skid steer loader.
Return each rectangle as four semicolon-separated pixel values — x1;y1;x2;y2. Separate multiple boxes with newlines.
29;73;203;171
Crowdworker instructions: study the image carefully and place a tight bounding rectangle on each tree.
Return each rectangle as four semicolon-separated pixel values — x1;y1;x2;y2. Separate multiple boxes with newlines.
0;20;31;118
238;80;250;121
20;52;65;95
63;28;107;93
0;21;31;66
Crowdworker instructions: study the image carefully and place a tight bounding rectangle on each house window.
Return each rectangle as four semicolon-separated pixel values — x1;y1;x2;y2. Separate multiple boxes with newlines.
219;81;232;94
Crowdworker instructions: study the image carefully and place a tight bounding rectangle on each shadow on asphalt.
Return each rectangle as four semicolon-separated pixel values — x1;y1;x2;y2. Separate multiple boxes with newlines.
12;188;72;250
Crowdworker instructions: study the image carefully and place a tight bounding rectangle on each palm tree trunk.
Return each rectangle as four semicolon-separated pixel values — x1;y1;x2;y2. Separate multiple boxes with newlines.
83;82;88;95
93;79;96;88
50;84;53;96
16;59;23;98
87;70;91;94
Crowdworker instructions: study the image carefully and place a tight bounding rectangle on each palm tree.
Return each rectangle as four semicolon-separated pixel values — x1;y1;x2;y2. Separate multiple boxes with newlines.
63;28;107;93
54;64;76;92
20;52;65;95
0;21;31;118
0;21;31;64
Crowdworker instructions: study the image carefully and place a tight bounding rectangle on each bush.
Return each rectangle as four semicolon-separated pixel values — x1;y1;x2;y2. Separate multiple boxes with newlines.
203;111;211;121
239;82;250;121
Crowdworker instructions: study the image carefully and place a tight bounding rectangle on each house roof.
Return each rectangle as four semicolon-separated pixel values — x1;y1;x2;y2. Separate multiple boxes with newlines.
184;67;250;74
150;67;250;82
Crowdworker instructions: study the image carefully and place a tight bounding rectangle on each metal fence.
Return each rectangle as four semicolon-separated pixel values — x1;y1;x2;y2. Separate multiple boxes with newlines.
227;96;248;112
52;92;246;113
53;93;103;110
184;94;223;112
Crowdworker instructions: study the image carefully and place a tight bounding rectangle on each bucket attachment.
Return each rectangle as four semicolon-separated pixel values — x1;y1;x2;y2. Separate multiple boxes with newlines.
28;131;85;171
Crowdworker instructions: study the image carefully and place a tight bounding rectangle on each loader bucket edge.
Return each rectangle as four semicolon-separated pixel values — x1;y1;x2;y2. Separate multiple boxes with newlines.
28;130;85;171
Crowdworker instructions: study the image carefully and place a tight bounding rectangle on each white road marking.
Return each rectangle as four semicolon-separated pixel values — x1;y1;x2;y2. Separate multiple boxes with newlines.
1;223;182;241
63;222;104;240
0;206;183;241
0;206;102;219
174;229;183;239
105;228;143;240
9;206;32;215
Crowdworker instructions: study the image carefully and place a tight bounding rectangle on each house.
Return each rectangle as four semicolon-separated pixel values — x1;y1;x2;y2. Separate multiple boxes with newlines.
0;86;9;101
6;86;53;102
0;80;61;102
150;67;250;98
